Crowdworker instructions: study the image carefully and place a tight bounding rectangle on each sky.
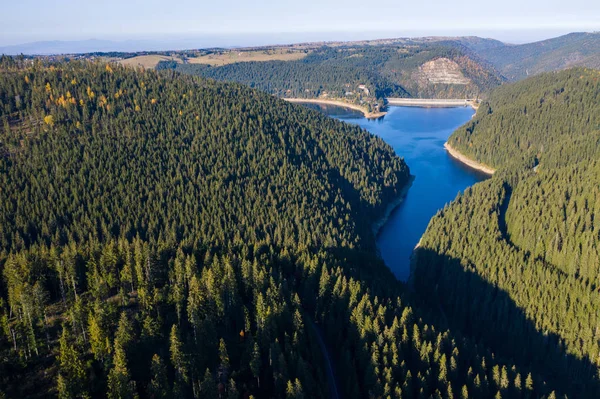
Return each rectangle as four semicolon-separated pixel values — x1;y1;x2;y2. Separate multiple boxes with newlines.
1;0;599;47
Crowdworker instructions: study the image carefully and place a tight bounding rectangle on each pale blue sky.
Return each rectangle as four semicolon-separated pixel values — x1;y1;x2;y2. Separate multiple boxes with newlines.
1;0;599;46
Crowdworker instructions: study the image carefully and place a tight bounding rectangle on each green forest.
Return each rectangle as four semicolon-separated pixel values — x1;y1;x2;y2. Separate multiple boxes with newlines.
157;43;503;109
447;68;600;170
414;67;600;398
0;57;590;398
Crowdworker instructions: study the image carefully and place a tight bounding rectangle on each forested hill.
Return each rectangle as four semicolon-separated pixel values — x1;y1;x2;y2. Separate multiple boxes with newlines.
413;67;600;398
158;43;503;107
0;59;408;252
0;58;409;397
0;58;571;398
447;68;600;171
477;32;600;81
162;32;600;104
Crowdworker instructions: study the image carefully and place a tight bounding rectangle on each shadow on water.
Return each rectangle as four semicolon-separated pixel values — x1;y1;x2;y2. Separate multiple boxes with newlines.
411;247;600;398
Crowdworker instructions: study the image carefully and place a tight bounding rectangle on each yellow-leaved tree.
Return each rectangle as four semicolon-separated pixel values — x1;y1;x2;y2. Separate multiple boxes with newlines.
43;115;55;126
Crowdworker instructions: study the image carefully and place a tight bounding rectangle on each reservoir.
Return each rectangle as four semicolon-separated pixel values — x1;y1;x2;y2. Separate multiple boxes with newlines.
303;103;489;281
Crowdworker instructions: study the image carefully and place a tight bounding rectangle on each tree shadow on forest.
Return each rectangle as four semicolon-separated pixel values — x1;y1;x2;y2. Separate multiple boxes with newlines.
316;244;600;398
411;247;600;398
311;246;401;399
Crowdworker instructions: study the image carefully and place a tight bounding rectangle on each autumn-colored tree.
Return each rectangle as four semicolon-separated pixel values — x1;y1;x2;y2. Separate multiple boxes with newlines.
43;114;54;126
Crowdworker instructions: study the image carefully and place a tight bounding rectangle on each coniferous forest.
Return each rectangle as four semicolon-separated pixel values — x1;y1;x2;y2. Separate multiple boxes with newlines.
157;43;503;106
0;56;597;399
415;68;600;398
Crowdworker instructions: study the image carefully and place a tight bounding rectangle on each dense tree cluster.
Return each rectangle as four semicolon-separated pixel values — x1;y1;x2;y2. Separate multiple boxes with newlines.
448;68;600;170
0;58;562;398
0;58;410;252
505;160;600;283
414;67;600;398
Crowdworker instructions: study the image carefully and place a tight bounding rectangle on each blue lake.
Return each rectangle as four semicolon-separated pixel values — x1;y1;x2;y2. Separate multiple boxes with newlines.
303;103;489;281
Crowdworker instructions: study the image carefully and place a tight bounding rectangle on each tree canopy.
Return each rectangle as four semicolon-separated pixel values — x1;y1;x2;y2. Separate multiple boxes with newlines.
0;57;575;399
414;67;600;398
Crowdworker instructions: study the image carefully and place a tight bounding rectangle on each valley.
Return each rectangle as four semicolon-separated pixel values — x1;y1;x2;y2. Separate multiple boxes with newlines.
300;103;487;281
1;28;600;399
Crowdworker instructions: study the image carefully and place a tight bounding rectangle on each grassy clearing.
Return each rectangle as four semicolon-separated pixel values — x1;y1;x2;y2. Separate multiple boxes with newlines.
186;49;308;66
118;55;183;69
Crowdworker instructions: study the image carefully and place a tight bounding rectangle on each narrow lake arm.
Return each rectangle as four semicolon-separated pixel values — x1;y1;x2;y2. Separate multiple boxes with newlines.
372;175;415;236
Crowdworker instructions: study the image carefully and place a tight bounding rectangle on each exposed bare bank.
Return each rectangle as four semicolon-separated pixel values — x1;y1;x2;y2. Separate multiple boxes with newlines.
283;98;386;119
444;142;495;175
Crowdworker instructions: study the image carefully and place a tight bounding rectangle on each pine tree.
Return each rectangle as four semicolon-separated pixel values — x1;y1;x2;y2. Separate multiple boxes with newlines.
56;326;88;399
219;338;230;370
227;379;239;399
88;304;110;363
170;324;188;396
525;373;534;391
115;311;134;349
200;368;218;399
107;344;137;399
148;354;169;399
250;341;261;388
461;384;468;399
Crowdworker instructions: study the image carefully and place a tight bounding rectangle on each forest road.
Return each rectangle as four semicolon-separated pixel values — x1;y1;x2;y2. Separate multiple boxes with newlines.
308;318;341;399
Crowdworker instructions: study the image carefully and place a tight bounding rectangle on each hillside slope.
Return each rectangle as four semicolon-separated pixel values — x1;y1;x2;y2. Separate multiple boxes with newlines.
162;43;503;106
414;68;600;398
0;58;407;398
447;68;600;169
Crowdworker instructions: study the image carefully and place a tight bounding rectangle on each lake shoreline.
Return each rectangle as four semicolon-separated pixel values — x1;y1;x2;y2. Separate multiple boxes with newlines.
373;175;415;237
444;142;495;175
311;104;484;282
283;98;386;119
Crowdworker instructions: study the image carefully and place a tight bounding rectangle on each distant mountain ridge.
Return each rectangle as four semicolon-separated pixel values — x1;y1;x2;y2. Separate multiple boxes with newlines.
168;42;503;103
0;38;248;55
157;32;600;103
0;36;268;55
477;32;600;80
4;32;600;90
0;39;144;55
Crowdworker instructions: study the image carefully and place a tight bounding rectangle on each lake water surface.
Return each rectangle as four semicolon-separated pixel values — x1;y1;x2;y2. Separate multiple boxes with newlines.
304;103;489;281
